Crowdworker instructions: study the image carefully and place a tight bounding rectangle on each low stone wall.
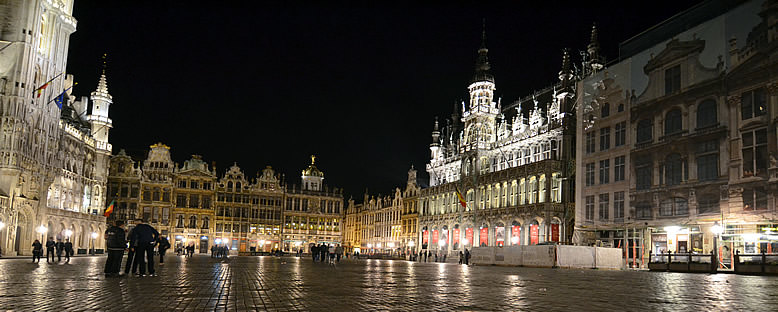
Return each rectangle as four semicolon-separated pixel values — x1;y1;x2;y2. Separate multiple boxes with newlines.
472;245;623;270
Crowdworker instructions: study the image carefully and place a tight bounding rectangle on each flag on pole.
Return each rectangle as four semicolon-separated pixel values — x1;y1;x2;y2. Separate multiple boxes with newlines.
455;186;467;208
32;72;62;98
104;200;115;217
52;82;76;110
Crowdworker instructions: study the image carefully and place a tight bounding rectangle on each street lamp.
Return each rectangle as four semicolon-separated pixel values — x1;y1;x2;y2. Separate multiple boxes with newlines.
462;239;469;246
90;232;98;254
37;225;47;241
64;229;73;238
711;222;723;268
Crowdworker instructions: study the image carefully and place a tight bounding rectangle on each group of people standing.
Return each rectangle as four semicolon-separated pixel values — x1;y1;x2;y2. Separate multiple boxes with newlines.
103;218;165;277
31;237;74;263
413;249;470;264
177;244;195;257
210;245;229;258
310;243;343;263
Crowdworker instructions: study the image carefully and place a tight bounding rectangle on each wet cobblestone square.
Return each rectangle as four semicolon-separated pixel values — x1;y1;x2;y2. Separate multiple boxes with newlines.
0;255;775;311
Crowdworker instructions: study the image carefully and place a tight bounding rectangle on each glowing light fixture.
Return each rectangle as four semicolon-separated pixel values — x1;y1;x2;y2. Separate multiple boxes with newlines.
91;232;98;239
37;226;47;234
64;229;73;237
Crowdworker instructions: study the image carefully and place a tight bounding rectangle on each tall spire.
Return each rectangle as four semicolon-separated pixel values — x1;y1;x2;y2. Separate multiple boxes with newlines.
472;18;494;83
587;23;604;73
95;53;110;96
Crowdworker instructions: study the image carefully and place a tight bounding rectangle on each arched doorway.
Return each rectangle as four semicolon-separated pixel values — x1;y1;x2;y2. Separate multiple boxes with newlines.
511;221;521;245
495;222;505;247
550;218;562;242
421;226;429;250
529;220;540;245
479;223;489;247
440;225;449;252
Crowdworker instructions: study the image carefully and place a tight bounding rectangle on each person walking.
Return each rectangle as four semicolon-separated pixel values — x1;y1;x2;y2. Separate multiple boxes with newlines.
464;248;471;265
130;218;159;276
311;245;318;262
45;237;55;263
32;239;43;263
55;239;64;262
459;251;463;264
210;245;216;258
335;244;343;262
328;244;336;264
157;236;170;265
104;220;127;277
64;239;73;263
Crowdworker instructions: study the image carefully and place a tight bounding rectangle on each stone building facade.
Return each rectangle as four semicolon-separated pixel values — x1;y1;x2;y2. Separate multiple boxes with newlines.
282;157;344;253
574;0;778;267
171;155;216;253
0;0;111;256
417;29;577;258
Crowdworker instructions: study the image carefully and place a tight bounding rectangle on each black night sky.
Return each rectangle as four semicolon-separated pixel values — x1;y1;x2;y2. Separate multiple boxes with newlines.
66;1;699;201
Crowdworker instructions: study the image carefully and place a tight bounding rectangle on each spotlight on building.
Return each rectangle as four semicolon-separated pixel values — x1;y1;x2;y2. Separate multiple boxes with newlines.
37;226;47;234
64;229;73;237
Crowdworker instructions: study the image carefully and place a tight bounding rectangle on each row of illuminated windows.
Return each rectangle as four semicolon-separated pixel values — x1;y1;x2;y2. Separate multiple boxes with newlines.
216;207;281;220
215;223;280;234
422;172;563;216
176;179;213;190
283;216;340;231
175;215;210;229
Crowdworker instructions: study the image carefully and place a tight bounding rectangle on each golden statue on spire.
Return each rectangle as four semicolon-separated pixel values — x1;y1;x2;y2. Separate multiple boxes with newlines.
311;155;316;164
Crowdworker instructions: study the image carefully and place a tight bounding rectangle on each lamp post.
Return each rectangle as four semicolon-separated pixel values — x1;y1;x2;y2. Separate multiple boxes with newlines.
37;225;47;242
711;222;723;268
90;232;98;254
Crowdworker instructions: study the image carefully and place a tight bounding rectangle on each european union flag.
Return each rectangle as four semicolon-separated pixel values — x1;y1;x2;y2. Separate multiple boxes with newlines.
54;91;66;110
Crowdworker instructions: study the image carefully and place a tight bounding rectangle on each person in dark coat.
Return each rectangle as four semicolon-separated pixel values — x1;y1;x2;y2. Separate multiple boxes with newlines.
104;220;127;277
157;236;170;265
311;245;318;262
319;244;327;262
125;225;137;275
64;239;73;263
32;240;43;263
45;237;55;263
130;218;159;276
55;239;65;262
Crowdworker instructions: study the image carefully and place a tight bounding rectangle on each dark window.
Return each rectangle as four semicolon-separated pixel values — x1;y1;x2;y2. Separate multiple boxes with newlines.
665;153;682;186
601;103;610;118
202;217;209;229
614;156;625;182
637;119;652;143
743;187;767;211
636;156;652;190
696;140;718;181
152;188;161;201
190;181;199;189
599;159;609;184
698;196;719;214
189;194;199;208
176;215;184;228
130;185;139;198
618;103;624;112
202;196;211;209
741;88;766;120
599;193;609;220
636;202;652;219
742;129;768;177
586;132;596;154
600;127;611;151
585;196;595;221
585;163;595;186
664;109;682;135
189;216;197;229
614;192;625;219
614;122;626;146
665;65;681;95
696;99;717;128
178;180;187;188
176;194;186;208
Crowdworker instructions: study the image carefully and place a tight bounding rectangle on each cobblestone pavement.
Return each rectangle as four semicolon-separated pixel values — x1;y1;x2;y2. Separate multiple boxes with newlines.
0;254;776;311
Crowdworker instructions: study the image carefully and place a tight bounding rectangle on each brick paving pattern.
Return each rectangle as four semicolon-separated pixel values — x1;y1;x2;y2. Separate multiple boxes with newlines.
0;254;776;311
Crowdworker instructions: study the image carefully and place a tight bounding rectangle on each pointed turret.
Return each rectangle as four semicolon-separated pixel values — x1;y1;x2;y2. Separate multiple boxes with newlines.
587;23;604;73
472;20;494;83
87;54;113;153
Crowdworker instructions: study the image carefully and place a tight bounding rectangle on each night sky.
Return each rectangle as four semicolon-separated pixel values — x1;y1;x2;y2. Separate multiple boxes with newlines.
66;1;700;201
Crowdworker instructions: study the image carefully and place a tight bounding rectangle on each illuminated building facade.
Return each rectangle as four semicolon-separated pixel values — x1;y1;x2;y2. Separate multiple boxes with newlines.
171;155;216;253
0;0;110;256
282;156;344;253
418;29;577;257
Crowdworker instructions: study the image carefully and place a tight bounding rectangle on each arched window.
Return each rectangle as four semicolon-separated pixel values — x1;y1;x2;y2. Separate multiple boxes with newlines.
664;109;682;135
665;153;682;186
176;215;184;228
227;181;233;191
637;119;652;143
696;100;717;128
236;182;241;192
202;217;210;229
189;215;197;228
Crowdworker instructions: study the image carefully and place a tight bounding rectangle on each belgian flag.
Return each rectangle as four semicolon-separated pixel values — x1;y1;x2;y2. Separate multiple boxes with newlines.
104;200;115;217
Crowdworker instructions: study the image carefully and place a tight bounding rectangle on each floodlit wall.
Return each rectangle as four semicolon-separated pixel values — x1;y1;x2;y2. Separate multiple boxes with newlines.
472;245;623;270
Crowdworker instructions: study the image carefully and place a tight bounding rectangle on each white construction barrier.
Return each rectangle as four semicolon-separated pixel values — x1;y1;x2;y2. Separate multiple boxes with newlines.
471;245;624;270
